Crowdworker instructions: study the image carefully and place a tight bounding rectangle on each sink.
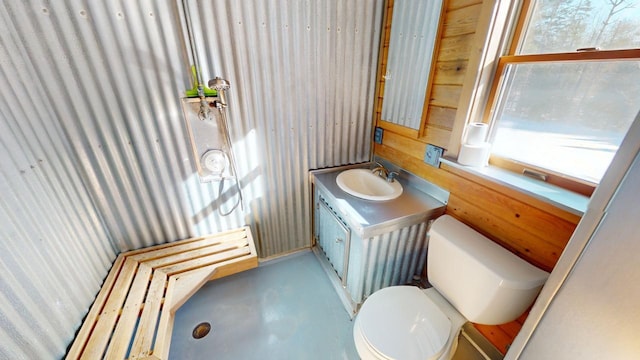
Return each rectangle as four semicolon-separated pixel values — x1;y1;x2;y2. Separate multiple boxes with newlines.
336;168;403;201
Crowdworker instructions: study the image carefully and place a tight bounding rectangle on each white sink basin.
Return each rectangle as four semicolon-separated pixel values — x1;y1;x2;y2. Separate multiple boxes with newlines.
336;168;403;201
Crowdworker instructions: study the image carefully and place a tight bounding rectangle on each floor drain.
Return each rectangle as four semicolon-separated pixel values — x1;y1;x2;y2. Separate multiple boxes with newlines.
192;322;211;339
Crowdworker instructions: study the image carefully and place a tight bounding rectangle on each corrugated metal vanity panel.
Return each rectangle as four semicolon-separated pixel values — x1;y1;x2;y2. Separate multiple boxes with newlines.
349;221;430;304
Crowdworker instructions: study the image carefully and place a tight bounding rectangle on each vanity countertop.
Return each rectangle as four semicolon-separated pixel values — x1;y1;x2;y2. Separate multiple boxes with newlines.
311;165;447;238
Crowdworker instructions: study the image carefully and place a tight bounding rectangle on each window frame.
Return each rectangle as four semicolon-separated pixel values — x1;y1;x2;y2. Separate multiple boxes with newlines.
480;0;640;197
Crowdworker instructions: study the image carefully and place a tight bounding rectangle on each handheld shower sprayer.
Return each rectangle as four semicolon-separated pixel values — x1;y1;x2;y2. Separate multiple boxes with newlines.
205;76;243;215
208;77;230;109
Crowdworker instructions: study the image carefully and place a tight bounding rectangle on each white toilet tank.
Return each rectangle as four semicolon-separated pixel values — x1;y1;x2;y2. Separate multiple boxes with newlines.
428;215;549;325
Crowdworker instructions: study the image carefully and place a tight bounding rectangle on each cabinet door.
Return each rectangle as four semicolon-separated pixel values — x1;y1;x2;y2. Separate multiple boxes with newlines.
317;199;350;283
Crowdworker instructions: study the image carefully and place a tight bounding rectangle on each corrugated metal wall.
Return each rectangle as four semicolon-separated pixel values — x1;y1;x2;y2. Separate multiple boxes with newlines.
381;0;442;129
0;1;383;358
185;0;383;255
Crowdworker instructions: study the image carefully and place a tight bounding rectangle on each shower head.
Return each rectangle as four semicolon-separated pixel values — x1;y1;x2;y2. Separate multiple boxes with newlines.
209;77;230;90
208;77;230;107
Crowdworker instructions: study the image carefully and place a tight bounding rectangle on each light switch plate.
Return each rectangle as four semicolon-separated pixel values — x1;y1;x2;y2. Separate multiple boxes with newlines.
374;127;384;144
424;144;444;168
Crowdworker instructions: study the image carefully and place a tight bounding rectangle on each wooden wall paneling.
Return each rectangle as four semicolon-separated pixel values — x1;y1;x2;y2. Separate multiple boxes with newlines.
420;1;476;139
436;33;476;62
442;163;582;224
439;170;577;244
375;144;466;204
473;310;529;354
443;4;484;37
376;129;432;163
420;125;452;149
447;0;484;12
381;130;426;157
446;194;565;272
473;305;530;355
499;317;525;340
471;311;530;355
378;120;420;138
426;106;457;129
375;143;453;186
433;60;469;85
473;323;514;354
429;84;463;108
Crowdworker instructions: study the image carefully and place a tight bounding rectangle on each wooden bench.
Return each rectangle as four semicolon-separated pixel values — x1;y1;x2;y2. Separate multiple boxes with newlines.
66;226;258;360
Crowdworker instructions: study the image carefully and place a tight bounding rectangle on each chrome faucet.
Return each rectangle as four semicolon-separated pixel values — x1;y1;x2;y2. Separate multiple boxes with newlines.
371;163;388;178
371;163;398;183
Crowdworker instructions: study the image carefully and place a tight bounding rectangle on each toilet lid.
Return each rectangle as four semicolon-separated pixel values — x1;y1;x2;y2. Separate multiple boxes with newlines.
358;286;451;360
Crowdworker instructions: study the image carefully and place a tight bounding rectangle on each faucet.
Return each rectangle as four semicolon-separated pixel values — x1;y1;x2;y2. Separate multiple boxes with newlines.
371;163;399;183
371;162;388;178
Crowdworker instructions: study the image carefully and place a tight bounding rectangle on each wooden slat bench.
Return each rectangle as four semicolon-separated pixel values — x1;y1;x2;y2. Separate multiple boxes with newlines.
66;226;258;360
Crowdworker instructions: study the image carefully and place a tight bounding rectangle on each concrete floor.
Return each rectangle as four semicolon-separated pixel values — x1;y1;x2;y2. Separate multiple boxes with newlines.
169;250;359;359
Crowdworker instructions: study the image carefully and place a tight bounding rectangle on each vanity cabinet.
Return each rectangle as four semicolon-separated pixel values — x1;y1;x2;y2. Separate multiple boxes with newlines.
316;195;350;284
311;163;448;317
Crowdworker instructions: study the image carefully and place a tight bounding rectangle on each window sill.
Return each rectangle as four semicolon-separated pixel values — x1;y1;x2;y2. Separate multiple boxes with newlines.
440;158;588;216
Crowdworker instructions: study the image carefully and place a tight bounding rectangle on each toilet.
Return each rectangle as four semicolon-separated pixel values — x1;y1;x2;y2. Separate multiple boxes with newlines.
353;215;549;360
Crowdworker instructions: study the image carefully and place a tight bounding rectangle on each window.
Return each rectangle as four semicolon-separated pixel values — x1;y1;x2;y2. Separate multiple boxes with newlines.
485;0;640;196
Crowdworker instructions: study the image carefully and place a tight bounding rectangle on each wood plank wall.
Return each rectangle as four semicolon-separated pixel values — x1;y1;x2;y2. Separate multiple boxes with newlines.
373;0;582;354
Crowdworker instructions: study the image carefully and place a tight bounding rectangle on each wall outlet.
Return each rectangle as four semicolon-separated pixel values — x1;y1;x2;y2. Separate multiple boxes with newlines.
424;144;444;168
374;127;384;144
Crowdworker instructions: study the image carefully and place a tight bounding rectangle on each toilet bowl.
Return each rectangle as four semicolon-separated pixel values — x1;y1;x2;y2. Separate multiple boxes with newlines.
354;286;465;360
353;215;549;360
